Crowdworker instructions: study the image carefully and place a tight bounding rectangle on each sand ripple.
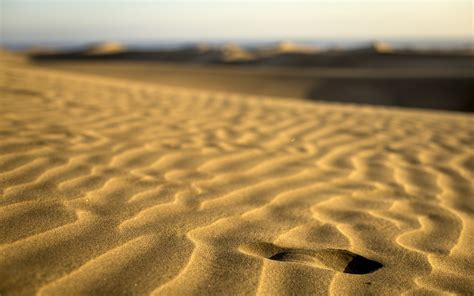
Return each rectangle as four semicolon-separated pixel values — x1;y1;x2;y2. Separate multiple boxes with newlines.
0;65;473;295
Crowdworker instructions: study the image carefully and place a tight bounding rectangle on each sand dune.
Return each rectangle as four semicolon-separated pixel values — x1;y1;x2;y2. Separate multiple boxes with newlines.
257;41;319;55
29;44;474;112
0;57;473;295
83;42;127;56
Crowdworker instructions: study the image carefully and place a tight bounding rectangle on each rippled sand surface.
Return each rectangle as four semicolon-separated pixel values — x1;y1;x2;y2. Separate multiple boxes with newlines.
1;61;473;295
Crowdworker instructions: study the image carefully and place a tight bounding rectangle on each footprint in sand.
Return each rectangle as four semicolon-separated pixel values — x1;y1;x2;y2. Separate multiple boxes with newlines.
240;242;383;274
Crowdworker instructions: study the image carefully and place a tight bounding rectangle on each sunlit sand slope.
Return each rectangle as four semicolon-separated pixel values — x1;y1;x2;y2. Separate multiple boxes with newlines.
0;64;473;295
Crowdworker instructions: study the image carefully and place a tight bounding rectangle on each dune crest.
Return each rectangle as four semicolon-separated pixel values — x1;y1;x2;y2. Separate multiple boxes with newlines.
220;43;255;62
0;59;473;295
372;40;394;53
260;40;319;55
84;41;126;55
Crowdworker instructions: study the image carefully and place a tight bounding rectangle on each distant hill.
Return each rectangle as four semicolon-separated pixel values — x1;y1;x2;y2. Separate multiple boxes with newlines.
27;40;474;68
258;41;319;56
83;42;126;55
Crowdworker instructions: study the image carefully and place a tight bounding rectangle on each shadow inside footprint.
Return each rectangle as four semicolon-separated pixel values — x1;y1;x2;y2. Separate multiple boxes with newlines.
239;242;383;274
342;253;383;274
267;248;383;275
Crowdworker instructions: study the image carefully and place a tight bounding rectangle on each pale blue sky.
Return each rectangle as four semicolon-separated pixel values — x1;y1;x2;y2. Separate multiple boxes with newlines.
1;1;472;45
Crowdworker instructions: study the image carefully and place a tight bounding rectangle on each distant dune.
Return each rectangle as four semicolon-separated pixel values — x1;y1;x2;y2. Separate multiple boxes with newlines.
1;54;473;295
258;41;319;56
220;43;255;62
83;42;126;55
372;41;394;53
26;44;474;112
27;40;473;64
345;41;395;54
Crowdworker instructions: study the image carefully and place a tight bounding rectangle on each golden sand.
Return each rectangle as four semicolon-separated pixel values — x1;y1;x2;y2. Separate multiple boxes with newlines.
0;57;473;295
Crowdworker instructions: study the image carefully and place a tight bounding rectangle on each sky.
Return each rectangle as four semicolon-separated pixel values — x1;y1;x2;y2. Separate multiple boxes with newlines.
1;0;472;46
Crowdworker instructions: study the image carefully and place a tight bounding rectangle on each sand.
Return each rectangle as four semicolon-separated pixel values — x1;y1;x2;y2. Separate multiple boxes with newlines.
29;42;474;112
1;54;473;295
33;60;474;112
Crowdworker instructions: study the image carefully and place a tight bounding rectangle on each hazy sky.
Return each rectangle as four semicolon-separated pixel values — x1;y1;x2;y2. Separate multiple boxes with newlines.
1;0;472;45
